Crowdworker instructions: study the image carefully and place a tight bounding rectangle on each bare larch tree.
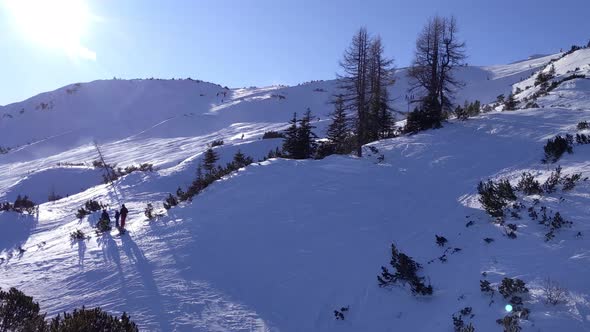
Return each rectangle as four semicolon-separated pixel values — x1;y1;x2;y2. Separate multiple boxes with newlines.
407;15;466;130
338;28;396;156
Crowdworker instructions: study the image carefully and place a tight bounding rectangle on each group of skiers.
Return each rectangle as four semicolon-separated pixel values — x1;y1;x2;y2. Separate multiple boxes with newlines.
100;204;129;232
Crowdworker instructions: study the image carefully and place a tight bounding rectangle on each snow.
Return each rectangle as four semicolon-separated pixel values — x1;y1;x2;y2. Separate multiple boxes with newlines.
1;51;590;331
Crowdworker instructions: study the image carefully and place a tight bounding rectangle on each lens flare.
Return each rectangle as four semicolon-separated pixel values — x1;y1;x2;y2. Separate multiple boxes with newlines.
4;0;95;60
505;304;513;312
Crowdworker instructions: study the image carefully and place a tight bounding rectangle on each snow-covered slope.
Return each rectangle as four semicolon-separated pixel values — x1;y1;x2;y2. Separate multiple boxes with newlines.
1;50;590;331
514;48;590;110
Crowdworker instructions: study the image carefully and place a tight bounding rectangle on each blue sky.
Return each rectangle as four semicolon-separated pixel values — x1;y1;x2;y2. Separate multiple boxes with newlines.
0;0;588;105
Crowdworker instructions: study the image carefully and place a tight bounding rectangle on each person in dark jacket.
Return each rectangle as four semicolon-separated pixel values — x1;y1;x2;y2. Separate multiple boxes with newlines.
100;209;110;222
120;204;129;230
114;210;120;228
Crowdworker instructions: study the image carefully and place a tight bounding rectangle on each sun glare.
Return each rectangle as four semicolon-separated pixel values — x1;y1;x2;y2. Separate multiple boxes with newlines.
4;0;95;60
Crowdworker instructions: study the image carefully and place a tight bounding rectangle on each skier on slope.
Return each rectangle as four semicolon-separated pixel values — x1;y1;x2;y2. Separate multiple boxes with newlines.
119;204;129;231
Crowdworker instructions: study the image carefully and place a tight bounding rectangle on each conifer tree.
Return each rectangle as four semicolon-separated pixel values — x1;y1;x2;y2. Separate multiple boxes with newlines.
283;112;300;158
338;28;371;156
232;150;248;168
297;110;318;159
367;36;395;140
407;15;466;130
202;148;219;174
326;95;350;153
504;93;517;111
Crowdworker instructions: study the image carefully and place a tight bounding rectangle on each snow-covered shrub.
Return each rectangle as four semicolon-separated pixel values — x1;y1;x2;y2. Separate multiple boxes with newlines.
435;235;448;247
333;306;349;320
0;195;37;214
504;93;517;111
516;173;542;195
174;151;257;205
480;279;494;295
499;278;529;299
534;64;555;87
506;224;518;239
144;203;154;220
85;200;102;213
542;278;567;305
49;307;138;331
0;287;46;331
314;142;337;160
459;323;475;332
404;99;443;133
562;172;583;191
12;195;36;214
578;121;590;130
76;208;89;219
210;140;224;147
496;314;521;332
377;243;433;295
544;212;572;241
163;194;178;210
542;135;573;163
262;131;284;139
478;179;516;218
452;307;474;332
70;230;86;241
575;133;590;144
542;166;562;193
455;100;481;120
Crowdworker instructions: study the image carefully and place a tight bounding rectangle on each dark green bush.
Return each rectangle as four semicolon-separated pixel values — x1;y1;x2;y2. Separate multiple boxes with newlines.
543;135;573;163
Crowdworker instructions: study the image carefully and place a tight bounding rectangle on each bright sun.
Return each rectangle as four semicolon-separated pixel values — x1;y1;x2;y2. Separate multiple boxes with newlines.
4;0;95;60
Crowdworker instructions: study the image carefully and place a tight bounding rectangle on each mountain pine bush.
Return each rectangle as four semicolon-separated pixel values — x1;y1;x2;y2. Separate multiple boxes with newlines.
49;307;138;332
163;194;178;210
478;179;517;218
377;243;433;295
262;131;284;139
516;173;542;195
542;135;573;163
498;278;529;299
144;203;154;220
0;287;47;332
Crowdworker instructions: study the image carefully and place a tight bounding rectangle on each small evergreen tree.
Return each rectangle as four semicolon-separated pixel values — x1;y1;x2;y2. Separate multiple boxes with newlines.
516;172;543;195
478;179;516;218
232;150;249;168
282;112;299;158
504;93;517;111
202;148;219;174
404;94;442;133
326;95;350;154
282;111;318;159
297;110;318;159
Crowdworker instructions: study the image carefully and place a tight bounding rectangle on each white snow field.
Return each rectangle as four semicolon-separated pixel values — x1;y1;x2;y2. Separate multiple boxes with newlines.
1;49;590;331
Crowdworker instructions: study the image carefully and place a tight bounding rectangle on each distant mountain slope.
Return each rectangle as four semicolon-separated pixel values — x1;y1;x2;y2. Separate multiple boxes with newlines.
0;54;556;157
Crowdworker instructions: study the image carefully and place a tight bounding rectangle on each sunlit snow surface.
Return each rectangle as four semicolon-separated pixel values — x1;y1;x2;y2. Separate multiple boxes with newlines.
1;51;590;331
